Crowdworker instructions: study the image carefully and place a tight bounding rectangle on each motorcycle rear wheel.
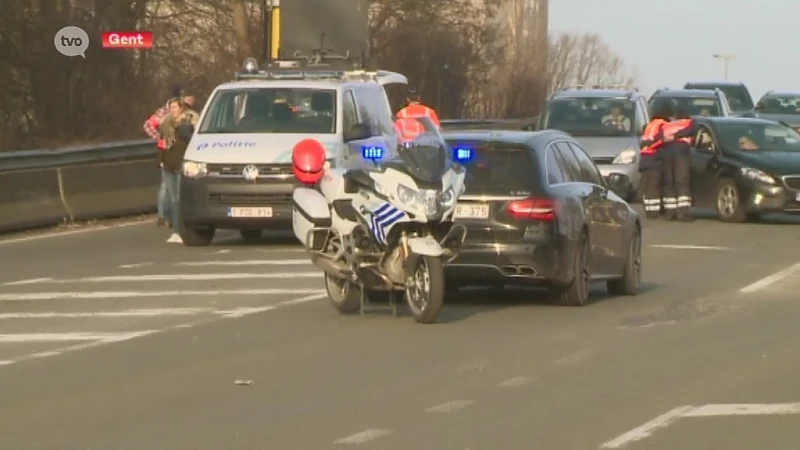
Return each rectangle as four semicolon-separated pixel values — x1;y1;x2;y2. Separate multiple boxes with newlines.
405;255;445;324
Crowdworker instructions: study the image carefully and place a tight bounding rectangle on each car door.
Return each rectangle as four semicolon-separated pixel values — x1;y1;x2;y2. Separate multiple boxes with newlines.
567;141;627;274
552;142;615;274
689;125;719;207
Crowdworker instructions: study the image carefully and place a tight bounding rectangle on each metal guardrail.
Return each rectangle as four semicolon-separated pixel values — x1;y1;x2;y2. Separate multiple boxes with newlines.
0;118;543;234
0;140;160;234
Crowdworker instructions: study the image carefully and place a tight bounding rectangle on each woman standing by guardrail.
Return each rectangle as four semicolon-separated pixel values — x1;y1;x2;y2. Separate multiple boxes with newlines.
158;98;199;244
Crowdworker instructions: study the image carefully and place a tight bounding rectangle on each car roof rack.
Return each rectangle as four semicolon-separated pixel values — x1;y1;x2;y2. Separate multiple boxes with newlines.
560;84;635;91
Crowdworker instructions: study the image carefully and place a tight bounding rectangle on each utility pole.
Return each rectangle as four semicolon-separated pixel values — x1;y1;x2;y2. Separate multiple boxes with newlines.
713;53;736;81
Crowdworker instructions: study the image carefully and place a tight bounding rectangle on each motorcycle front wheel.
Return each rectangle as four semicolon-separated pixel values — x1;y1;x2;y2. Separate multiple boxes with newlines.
324;273;361;313
405;255;445;324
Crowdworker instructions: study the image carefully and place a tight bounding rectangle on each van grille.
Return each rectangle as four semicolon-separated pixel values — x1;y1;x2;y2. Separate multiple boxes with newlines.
208;193;293;205
207;163;294;179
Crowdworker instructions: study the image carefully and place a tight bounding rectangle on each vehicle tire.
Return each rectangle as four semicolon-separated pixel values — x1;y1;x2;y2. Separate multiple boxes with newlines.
240;229;263;241
178;223;216;247
607;224;641;296
550;230;590;306
324;273;361;314
715;178;747;223
405;255;446;324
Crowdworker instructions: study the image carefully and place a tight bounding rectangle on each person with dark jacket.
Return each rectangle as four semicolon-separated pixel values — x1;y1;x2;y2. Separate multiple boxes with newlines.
639;103;672;219
158;97;199;244
660;108;697;222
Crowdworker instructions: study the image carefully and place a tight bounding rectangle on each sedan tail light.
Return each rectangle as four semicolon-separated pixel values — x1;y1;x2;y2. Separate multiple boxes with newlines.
507;197;557;221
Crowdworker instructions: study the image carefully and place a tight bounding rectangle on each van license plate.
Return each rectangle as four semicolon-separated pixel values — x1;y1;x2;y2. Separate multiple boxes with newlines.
228;207;273;218
455;204;490;219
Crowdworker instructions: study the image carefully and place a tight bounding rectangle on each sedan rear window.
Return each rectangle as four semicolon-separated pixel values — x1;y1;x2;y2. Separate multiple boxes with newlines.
447;141;535;195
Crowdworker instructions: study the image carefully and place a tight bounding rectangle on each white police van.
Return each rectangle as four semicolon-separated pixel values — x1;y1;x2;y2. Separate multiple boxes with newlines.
178;53;408;246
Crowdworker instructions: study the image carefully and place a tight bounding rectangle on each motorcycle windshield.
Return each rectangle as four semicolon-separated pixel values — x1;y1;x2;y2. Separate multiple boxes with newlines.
392;116;450;184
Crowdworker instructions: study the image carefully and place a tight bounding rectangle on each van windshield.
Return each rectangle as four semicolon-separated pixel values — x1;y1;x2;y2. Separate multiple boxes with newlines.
198;88;337;134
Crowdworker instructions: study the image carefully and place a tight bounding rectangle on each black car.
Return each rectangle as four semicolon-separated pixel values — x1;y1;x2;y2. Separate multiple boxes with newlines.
750;91;800;130
441;129;642;306
648;88;732;117
689;117;800;221
684;81;755;115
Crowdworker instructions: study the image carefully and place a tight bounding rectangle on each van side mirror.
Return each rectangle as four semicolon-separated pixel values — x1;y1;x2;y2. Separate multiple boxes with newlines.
344;123;372;142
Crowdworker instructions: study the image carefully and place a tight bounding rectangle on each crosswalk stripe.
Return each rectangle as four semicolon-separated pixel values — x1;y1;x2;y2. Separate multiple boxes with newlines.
0;308;213;319
0;331;158;343
0;288;326;302
177;259;311;267
4;272;321;285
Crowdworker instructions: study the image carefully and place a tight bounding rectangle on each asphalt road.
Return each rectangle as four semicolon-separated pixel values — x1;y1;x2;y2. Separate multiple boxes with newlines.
1;210;800;450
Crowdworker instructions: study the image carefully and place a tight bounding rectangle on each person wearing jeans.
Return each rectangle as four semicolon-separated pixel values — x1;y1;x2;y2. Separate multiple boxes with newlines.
158;97;199;243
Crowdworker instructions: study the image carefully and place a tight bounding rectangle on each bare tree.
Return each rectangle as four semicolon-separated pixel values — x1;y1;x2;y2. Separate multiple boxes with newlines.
231;0;252;58
547;32;637;92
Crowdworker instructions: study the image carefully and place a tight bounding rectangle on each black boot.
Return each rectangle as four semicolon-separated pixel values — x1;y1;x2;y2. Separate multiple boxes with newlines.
677;209;694;222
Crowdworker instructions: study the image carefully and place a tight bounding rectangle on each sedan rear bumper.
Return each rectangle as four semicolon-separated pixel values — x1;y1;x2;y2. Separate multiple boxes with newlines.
445;242;574;286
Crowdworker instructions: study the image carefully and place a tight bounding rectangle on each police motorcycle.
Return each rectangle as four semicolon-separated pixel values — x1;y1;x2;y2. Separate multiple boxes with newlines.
291;117;468;324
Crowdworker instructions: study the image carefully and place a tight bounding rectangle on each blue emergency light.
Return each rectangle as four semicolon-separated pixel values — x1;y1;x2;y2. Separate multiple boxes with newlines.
361;145;384;161
452;146;475;163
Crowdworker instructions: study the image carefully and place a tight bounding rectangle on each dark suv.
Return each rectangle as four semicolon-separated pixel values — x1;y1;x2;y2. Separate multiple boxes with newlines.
537;86;650;200
751;91;800;129
648;88;732;118
684;81;754;115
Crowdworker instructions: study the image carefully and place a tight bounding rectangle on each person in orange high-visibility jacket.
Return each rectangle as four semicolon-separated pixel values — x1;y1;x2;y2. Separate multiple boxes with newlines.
394;116;426;142
396;89;440;128
660;108;697;222
639;103;672;219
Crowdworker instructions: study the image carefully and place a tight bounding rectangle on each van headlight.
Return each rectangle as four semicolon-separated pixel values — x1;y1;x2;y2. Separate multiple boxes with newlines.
612;149;637;165
740;167;775;185
183;161;207;178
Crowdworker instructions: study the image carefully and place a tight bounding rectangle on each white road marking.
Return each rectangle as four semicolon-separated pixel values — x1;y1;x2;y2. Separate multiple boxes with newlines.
119;262;153;269
426;400;474;413
0;220;147;245
333;429;393;444
682;403;800;417
600;403;800;448
177;259;311;267
739;261;800;293
498;376;536;387
214;249;231;254
0;331;158;343
29;351;63;358
649;244;729;250
0;360;14;366
214;306;277;318
5;272;321;285
0;308;213;320
554;349;595;366
599;405;695;448
275;293;328;306
0;288;325;302
3;277;53;286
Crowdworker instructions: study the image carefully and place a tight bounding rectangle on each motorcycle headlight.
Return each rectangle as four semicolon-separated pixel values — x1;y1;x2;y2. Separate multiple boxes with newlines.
439;187;455;208
396;184;417;204
740;167;776;185
183;161;207;178
612;149;637;165
395;184;439;216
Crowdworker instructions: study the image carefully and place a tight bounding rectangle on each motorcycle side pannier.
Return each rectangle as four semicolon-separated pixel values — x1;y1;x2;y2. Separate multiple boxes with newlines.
292;188;331;251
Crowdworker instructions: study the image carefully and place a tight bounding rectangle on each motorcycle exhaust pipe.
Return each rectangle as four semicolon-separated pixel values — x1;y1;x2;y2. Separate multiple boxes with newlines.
311;254;352;279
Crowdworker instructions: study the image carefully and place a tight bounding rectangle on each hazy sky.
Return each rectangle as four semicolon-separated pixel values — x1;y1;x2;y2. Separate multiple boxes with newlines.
549;0;796;101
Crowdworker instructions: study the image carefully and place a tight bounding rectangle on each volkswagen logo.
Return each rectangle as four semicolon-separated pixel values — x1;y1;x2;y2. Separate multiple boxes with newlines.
242;164;259;180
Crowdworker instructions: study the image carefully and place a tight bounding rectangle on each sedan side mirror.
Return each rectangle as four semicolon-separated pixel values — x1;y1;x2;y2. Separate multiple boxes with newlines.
344;123;372;142
605;172;633;198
